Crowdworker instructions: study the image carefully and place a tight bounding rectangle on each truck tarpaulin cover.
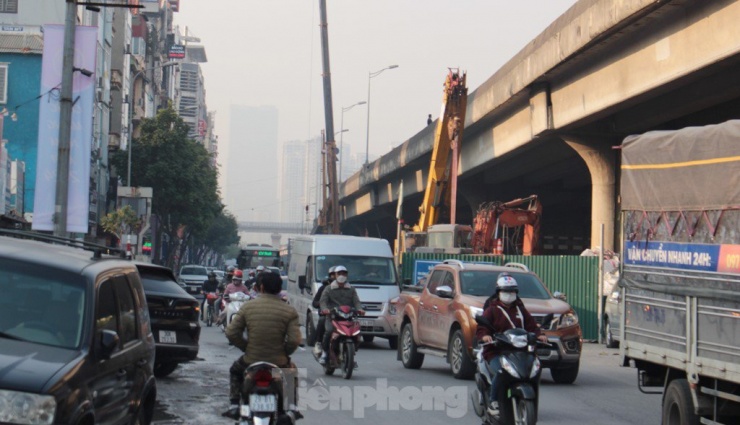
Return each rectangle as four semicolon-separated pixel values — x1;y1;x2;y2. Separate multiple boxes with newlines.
621;120;740;211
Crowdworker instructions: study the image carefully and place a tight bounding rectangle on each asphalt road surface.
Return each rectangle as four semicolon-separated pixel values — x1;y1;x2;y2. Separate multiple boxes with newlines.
152;325;661;424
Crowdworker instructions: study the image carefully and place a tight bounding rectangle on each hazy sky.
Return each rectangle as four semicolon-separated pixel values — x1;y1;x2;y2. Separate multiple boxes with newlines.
174;0;578;196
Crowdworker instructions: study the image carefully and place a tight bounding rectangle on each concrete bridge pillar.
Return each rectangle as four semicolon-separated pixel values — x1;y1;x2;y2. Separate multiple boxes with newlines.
562;137;618;252
271;233;281;249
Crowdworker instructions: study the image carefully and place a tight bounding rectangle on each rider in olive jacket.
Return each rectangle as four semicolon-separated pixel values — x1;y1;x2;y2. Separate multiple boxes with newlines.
318;265;364;364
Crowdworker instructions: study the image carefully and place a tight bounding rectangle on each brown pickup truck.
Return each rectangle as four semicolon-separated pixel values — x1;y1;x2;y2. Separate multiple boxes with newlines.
390;260;582;381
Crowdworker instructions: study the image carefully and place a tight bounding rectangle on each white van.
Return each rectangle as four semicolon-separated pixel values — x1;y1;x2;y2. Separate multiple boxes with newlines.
286;235;400;349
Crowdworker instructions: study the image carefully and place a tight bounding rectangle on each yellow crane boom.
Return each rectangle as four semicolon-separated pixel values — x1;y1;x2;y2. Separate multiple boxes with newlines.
413;69;468;232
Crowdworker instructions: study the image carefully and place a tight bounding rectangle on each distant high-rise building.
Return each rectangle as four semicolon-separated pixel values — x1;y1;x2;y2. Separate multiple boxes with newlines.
279;141;305;223
226;105;279;222
279;136;323;227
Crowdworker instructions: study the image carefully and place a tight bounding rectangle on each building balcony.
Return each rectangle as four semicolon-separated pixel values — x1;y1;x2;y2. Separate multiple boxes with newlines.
109;133;121;150
111;69;123;91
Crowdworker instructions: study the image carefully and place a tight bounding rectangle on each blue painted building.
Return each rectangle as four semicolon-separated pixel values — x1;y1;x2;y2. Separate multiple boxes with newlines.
0;30;42;213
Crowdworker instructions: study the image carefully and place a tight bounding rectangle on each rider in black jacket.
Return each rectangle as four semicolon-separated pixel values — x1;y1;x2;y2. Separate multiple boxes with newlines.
312;266;336;355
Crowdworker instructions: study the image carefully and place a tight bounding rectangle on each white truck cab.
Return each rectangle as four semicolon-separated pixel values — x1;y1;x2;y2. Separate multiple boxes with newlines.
286;235;400;349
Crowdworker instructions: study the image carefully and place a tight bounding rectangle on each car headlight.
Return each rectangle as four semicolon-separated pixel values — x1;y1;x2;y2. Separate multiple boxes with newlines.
469;306;483;319
500;357;521;379
0;390;56;425
529;357;541;378
558;311;579;329
388;302;397;315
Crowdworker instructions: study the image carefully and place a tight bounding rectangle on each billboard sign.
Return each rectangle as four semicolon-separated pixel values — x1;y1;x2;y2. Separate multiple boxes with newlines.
168;44;185;59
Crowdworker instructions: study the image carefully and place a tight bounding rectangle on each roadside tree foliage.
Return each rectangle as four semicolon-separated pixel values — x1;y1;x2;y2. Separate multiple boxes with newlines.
100;205;140;247
111;107;227;268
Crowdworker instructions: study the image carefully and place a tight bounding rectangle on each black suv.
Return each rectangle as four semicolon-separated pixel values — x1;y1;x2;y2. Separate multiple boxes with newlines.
136;263;201;377
0;232;156;425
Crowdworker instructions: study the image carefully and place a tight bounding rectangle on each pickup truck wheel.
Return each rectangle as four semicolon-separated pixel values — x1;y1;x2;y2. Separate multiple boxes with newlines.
449;330;475;379
663;379;700;425
550;361;579;384
400;323;424;369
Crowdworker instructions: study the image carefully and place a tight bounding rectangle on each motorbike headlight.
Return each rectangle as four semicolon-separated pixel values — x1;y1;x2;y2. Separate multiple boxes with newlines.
558;311;579;329
529;357;541;378
0;390;56;425
469;306;483;319
500;357;521;379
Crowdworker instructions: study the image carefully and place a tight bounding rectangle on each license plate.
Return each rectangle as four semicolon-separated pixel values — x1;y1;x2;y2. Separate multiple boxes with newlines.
249;394;277;412
159;330;177;344
360;319;373;327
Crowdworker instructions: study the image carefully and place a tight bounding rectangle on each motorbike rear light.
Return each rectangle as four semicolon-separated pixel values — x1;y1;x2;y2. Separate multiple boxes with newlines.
253;369;272;388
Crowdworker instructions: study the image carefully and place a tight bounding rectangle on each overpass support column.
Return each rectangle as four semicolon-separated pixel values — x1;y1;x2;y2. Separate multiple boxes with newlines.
562;137;617;252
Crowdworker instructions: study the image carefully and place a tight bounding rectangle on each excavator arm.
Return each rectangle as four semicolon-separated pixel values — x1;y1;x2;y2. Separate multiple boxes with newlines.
472;195;542;255
412;69;468;232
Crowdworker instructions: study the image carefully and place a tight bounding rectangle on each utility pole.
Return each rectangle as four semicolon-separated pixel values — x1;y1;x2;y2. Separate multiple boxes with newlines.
53;0;77;237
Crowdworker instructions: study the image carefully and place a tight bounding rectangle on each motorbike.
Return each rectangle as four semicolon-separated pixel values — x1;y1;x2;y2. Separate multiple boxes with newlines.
471;314;553;425
237;361;303;425
222;292;251;330
203;291;220;327
312;306;361;379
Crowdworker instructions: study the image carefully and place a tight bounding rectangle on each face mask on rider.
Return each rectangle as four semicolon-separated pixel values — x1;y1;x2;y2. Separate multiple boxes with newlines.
499;292;517;304
336;275;348;284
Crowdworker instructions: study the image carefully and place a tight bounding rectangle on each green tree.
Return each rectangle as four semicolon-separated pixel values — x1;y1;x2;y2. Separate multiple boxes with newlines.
100;205;141;246
191;208;240;264
111;107;221;268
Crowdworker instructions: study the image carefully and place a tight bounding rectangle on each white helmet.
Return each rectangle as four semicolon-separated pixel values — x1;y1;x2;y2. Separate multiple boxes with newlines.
256;265;265;272
333;265;348;274
496;273;518;293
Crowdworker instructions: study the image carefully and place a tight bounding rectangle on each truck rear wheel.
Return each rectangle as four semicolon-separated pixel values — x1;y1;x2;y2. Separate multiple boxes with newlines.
663;379;700;425
400;323;424;369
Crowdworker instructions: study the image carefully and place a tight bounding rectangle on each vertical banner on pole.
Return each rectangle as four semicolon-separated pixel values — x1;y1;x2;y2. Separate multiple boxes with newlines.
33;24;97;233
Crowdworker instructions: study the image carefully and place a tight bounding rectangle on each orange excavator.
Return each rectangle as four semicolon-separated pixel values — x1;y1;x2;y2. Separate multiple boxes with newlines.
471;195;542;255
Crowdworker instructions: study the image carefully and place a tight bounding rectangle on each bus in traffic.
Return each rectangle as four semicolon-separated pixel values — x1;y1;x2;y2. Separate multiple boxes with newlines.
236;245;280;271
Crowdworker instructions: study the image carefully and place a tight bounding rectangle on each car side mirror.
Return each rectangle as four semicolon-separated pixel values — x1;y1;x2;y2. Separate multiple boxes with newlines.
553;291;567;302
98;329;120;359
298;275;306;290
403;278;411;286
436;285;454;299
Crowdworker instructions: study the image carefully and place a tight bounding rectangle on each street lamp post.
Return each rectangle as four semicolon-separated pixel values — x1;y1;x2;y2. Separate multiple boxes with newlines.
339;101;366;181
365;65;398;165
127;61;178;186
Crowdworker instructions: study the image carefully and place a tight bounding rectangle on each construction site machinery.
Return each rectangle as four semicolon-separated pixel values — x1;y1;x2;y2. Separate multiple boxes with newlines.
395;70;468;265
413;69;468;232
471;195;542;255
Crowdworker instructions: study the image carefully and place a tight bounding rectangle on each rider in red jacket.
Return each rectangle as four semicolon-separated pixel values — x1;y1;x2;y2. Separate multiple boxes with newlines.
475;273;547;416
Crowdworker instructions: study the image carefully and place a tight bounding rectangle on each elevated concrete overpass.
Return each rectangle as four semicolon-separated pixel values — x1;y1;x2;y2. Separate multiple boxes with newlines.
340;0;740;253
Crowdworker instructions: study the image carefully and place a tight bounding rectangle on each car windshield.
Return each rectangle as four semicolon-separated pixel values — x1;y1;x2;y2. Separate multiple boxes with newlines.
314;255;397;285
139;268;186;295
459;271;551;300
0;259;87;349
180;266;207;276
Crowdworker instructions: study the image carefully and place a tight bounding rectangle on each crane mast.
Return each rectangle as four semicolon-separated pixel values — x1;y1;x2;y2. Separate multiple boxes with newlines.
413;69;468;232
316;0;340;234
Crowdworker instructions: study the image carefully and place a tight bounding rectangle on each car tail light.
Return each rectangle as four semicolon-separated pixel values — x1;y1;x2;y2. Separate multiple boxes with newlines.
253;369;272;388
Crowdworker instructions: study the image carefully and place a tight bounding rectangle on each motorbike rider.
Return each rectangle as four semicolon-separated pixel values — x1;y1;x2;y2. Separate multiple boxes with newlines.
223;272;302;419
223;269;250;298
312;266;336;355
318;265;364;364
201;271;220;321
476;273;548;416
246;265;266;290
